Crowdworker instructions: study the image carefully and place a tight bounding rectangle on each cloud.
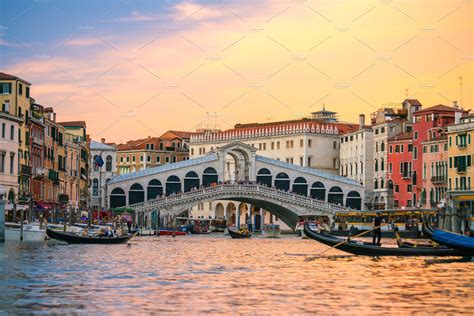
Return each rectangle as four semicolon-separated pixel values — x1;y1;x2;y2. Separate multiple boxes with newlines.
172;2;227;22
63;37;104;47
101;10;157;23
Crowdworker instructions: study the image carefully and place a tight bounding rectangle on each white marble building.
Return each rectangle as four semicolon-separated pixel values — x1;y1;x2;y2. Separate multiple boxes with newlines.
90;139;117;209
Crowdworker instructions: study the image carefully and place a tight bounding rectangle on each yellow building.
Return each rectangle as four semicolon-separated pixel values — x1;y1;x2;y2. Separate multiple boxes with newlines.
0;72;32;202
444;113;474;233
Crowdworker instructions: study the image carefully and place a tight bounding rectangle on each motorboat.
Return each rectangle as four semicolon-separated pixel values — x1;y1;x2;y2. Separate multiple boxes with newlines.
262;224;281;238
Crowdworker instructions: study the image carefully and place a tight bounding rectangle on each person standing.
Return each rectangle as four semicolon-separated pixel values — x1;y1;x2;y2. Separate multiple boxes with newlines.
372;212;383;245
246;217;253;232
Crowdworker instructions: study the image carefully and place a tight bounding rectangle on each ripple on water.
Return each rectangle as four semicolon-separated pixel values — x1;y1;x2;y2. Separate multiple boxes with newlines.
0;236;473;314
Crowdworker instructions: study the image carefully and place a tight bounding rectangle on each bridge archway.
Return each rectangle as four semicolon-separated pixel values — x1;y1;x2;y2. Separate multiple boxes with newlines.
292;177;308;196
256;168;272;187
129;183;144;205
218;142;254;182
346;191;362;210
275;172;290;191
184;171;200;192
202;167;218;187
110;188;126;208
310;182;326;201
166;175;181;195
328;186;343;205
147;179;163;200
226;202;237;225
214;202;225;219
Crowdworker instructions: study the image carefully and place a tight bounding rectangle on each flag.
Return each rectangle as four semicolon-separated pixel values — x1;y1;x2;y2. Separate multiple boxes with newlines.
95;155;104;168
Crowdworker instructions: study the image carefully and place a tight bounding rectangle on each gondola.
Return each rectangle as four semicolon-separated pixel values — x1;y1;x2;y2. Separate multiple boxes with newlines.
228;228;252;239
430;228;474;255
422;221;435;239
303;224;470;257
395;232;448;249
46;226;136;244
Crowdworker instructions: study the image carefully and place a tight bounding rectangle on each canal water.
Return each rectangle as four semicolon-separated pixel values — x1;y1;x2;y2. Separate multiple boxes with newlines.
1;235;473;314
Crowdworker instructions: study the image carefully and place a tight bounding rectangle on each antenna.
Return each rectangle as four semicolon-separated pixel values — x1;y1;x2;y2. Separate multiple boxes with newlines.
405;88;409;98
459;76;463;107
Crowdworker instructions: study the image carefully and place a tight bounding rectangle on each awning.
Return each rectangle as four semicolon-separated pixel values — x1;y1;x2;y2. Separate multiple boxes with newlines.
34;201;55;210
4;204;29;211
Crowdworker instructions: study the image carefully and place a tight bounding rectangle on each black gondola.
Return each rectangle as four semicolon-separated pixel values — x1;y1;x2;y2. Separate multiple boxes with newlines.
228;228;252;239
395;232;449;249
46;227;136;244
304;224;470;257
422;221;435;239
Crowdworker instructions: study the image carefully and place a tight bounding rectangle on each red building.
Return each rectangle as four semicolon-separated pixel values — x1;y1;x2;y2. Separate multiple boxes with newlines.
387;132;414;208
29;102;46;202
411;103;467;206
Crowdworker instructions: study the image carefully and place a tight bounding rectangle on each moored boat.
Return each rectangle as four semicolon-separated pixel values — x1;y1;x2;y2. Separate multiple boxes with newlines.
304;224;470;257
46;226;136;244
228;228;252;239
430;228;474;255
159;229;187;236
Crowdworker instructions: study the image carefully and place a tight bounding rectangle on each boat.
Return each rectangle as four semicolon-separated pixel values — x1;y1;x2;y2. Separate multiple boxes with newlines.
422;221;435;239
303;224;470;257
5;222;83;242
159;229;187;236
395;232;448;249
262;224;281;238
46;226;136;244
430;228;474;255
228;228;252;239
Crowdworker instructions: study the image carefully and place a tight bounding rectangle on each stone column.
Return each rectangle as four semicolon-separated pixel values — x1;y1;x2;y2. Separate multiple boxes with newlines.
247;203;252;230
0;198;5;242
236;207;240;229
260;209;265;231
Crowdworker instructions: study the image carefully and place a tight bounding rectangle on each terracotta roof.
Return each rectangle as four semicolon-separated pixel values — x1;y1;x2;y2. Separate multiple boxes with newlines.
160;130;193;140
403;99;422;106
0;72;31;85
388;131;413;142
413;104;462;114
422;135;447;143
59;121;87;128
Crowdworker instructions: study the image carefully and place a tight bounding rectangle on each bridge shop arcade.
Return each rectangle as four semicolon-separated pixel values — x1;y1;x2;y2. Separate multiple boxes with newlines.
106;142;364;230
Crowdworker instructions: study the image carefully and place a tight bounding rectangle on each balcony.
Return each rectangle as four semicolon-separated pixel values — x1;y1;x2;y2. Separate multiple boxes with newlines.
402;171;413;179
32;136;43;146
431;176;447;184
32;167;47;178
458;143;467;150
457;165;467;174
20;164;31;176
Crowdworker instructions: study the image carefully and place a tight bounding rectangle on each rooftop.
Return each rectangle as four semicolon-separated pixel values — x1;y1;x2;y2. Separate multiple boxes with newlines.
413;104;463;114
0;72;31;85
388;131;413;141
90;140;116;151
59;121;87;128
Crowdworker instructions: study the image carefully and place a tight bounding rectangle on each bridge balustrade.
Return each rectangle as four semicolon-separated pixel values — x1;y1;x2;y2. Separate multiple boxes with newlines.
128;184;351;214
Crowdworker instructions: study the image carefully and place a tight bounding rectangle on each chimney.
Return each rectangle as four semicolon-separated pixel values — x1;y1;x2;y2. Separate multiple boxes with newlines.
359;114;365;130
453;100;459;109
52;112;56;122
101;138;106;144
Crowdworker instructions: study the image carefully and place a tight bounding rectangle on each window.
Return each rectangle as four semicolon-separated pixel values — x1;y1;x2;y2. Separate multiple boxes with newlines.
333;141;337;149
9;153;14;174
300;139;303;147
147;155;151;162
106;156;112;172
408;184;413;192
0;151;5;172
381;127;385;133
413;146;418;159
156;156;161;163
307;156;311;167
409;144;413;152
308;139;312;147
26;86;30;98
10;125;14;140
389;145;393;153
389;163;393;173
92;179;99;196
271;142;274;150
401;145;404;153
300;157;303;166
277;141;280;149
120;157;123;163
172;156;176;162
1;123;5;138
374;179;378;189
414;131;418;140
395;185;399;193
2;100;10;113
165;156;170;163
1;83;12;94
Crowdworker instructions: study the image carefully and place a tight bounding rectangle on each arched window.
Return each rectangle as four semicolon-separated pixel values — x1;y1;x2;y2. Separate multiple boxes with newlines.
274;172;290;191
110;188;126;208
147;179;163;200
292;177;308;196
256;168;272;187
106;155;112;172
346;191;362;210
328;186;343;205
310;182;326;200
166;175;181;195
202;167;218;187
92;178;99;196
184;171;200;192
129;183;144;205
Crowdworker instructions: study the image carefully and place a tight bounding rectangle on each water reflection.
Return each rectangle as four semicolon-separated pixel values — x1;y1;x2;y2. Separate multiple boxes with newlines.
1;235;473;314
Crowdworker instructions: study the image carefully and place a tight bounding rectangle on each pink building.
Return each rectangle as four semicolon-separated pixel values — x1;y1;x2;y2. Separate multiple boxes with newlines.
421;133;448;208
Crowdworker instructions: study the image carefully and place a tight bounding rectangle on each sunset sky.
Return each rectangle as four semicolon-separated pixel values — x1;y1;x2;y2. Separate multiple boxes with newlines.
1;0;472;143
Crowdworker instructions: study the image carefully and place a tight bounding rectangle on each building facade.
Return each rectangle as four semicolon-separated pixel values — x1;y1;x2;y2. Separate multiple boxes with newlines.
387;132;414;208
90;139;117;209
116;131;191;175
421;134;448;208
443;113;474;232
411;103;467;207
339;114;374;206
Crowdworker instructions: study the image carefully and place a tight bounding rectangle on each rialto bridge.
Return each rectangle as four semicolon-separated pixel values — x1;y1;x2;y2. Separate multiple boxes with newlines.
107;142;364;229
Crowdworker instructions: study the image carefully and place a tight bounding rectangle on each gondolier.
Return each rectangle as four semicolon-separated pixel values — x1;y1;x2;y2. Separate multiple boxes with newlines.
373;212;383;245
